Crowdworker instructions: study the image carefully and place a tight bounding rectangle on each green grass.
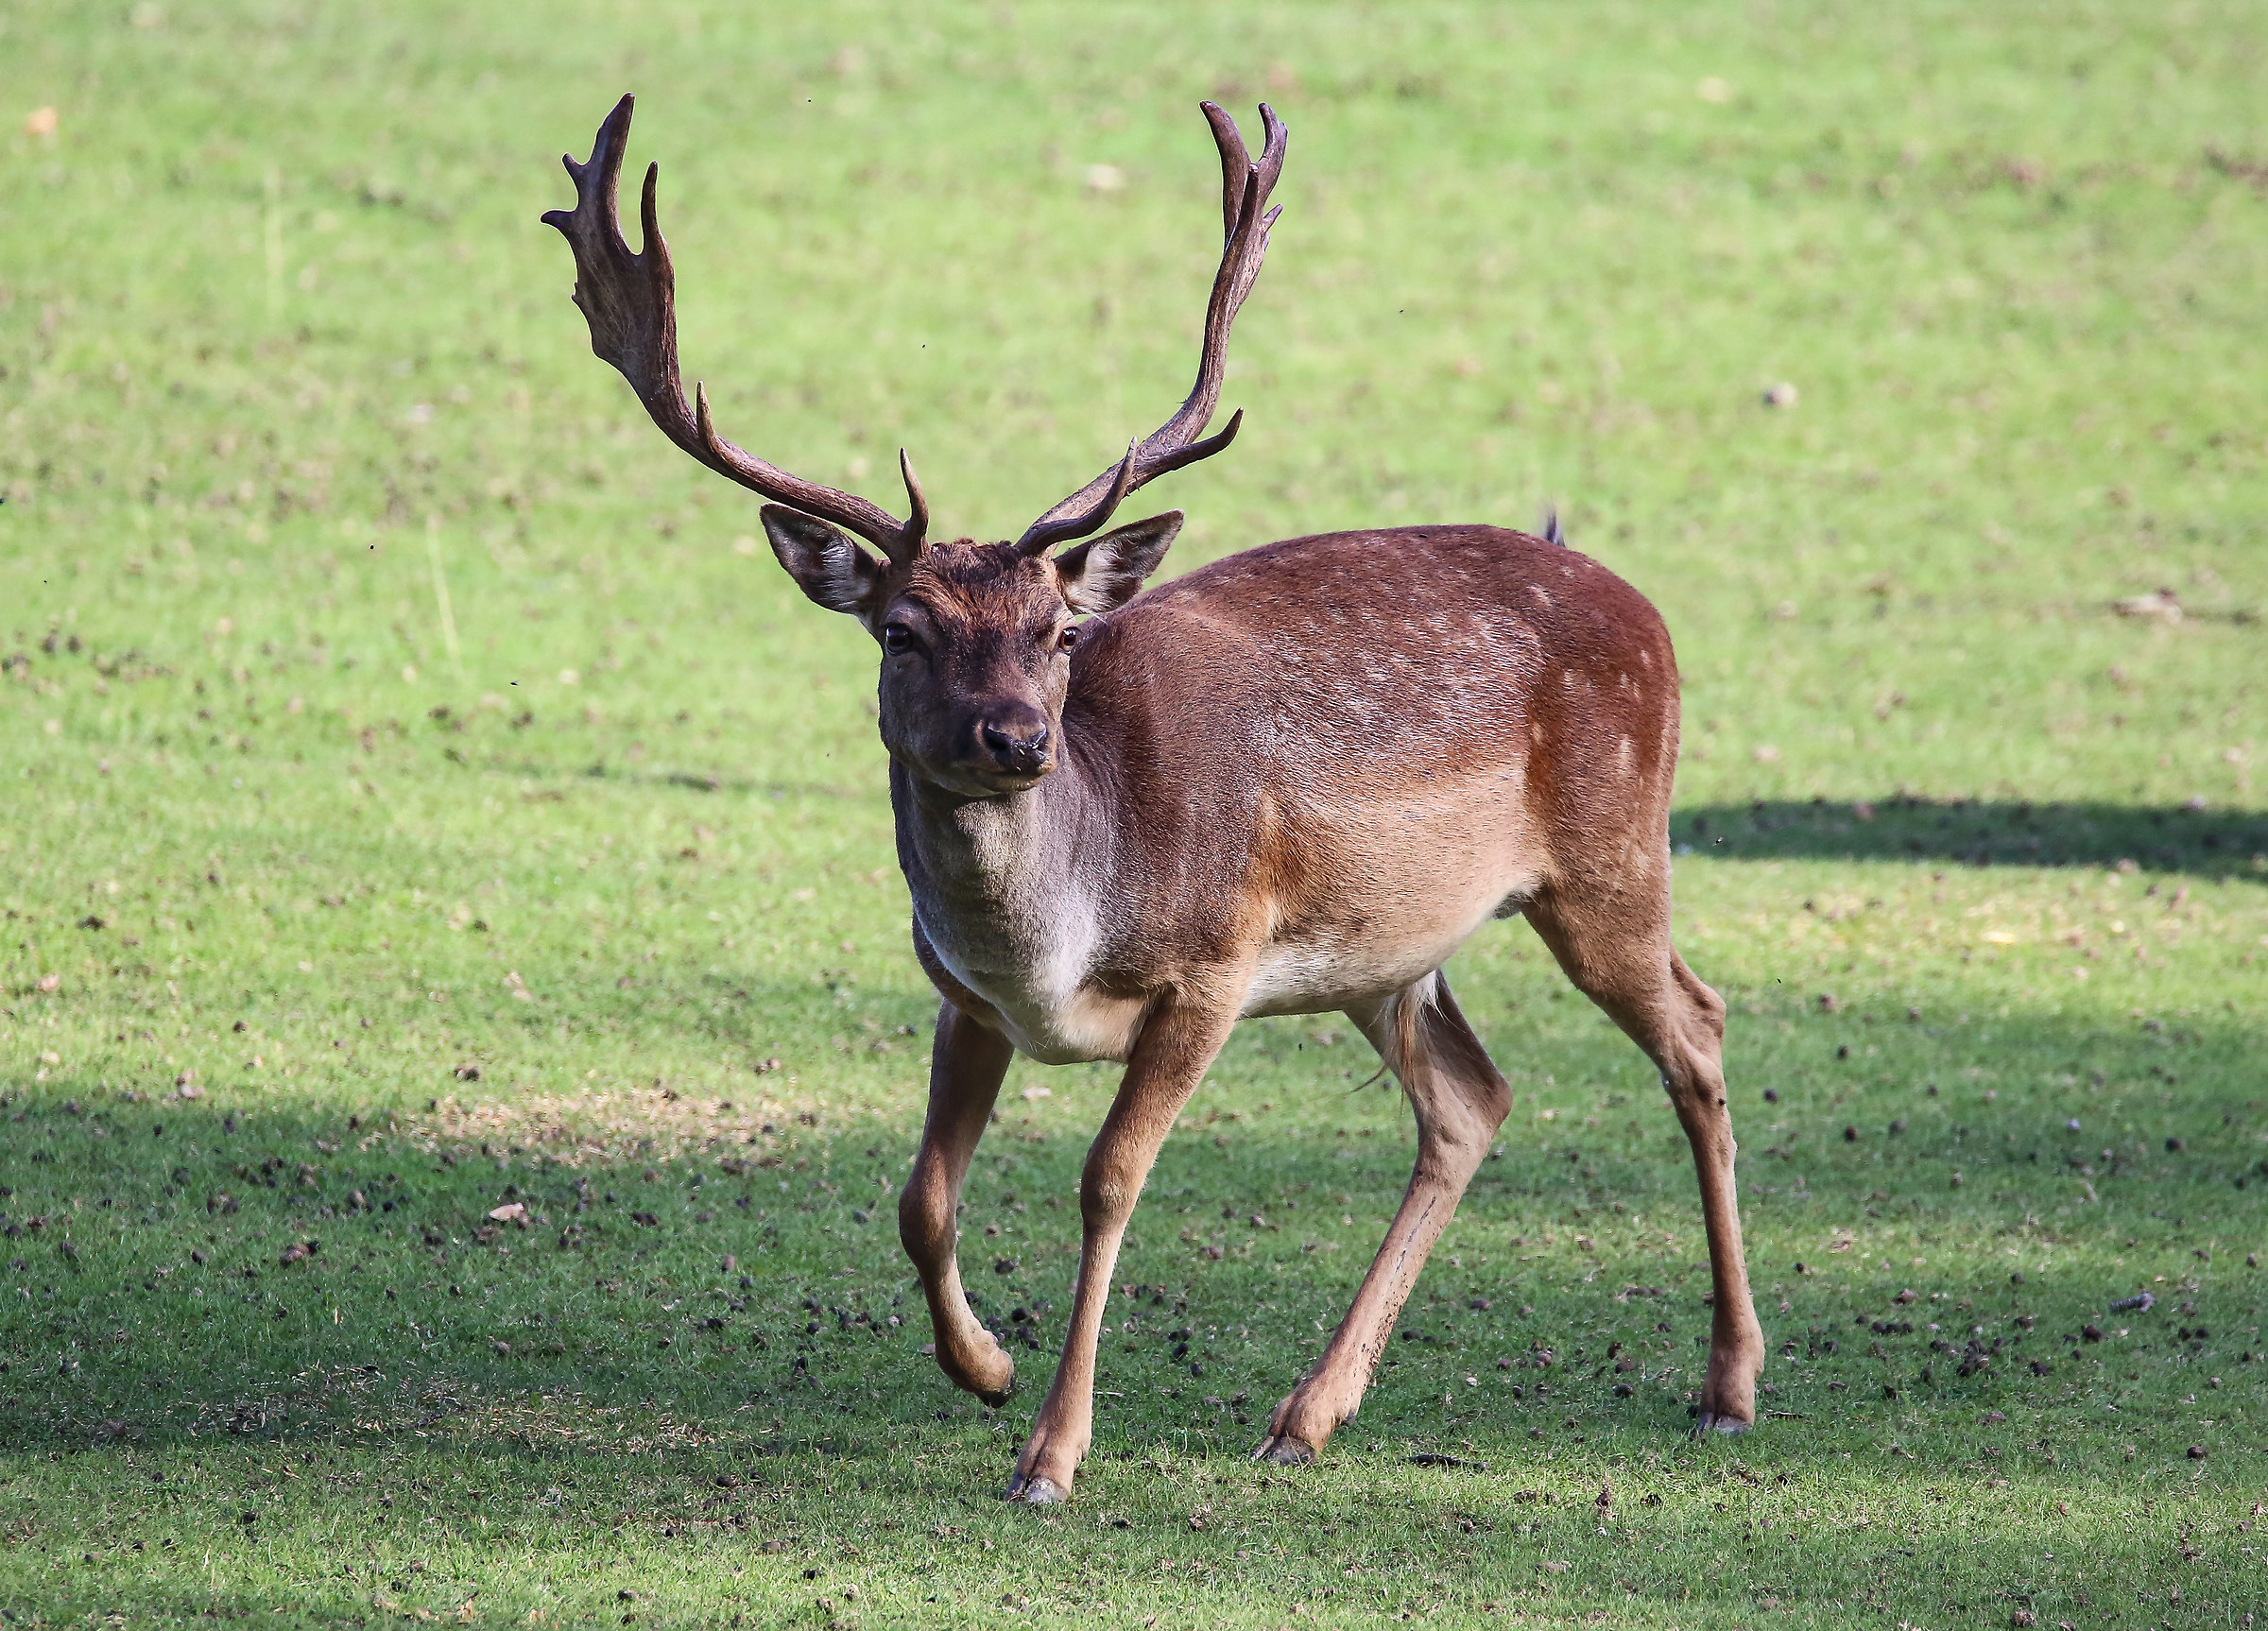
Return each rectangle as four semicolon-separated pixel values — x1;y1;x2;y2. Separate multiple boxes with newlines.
3;0;2265;1624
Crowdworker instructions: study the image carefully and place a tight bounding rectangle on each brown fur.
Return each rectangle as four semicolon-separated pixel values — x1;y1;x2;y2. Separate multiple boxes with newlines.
861;525;1767;1501
543;93;1763;1508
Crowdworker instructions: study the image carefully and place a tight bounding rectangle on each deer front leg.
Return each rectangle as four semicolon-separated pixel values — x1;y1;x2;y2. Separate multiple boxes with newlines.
1255;973;1509;1466
1005;989;1241;1505
900;1003;1018;1404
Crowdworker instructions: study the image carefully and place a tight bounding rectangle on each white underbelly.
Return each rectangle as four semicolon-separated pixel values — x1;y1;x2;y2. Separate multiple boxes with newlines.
1241;926;1465;1019
1241;864;1532;1019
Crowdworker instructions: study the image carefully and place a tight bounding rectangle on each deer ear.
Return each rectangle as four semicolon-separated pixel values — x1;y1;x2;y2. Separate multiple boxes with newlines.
762;505;885;616
1053;510;1183;615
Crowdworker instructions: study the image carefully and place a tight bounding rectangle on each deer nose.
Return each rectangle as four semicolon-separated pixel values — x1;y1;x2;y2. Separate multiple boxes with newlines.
978;712;1052;774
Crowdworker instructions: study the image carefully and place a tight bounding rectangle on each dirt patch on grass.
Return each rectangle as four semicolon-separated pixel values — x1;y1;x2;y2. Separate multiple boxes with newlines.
369;1085;816;1170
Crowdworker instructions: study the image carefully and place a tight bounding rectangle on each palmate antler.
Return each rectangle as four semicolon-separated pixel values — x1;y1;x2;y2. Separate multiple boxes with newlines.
1016;101;1288;554
541;94;929;565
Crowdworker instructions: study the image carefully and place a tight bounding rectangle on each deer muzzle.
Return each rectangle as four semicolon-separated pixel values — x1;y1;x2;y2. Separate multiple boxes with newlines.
976;710;1054;780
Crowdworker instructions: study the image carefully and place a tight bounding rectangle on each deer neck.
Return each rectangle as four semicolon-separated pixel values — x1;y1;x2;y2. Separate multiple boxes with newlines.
894;753;1098;924
890;749;1113;1009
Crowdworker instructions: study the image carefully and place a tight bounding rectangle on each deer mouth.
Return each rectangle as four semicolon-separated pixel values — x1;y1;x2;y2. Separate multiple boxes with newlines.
905;751;1055;799
962;759;1054;796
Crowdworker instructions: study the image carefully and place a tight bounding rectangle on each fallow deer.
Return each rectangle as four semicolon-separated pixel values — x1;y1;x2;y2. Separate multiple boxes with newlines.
545;94;1763;1504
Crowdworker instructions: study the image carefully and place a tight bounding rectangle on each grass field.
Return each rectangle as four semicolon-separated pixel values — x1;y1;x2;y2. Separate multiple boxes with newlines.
4;1;2265;1624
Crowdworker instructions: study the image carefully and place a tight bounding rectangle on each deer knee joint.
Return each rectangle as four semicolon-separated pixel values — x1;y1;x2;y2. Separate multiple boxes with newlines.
1079;1172;1135;1229
1659;1066;1724;1119
898;1179;956;1264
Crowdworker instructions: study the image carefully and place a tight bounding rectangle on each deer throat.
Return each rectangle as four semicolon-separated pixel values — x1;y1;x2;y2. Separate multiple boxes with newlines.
897;771;1140;1065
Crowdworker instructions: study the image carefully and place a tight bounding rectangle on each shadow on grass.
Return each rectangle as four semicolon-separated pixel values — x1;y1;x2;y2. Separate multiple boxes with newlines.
1674;798;2268;881
465;751;869;802
3;994;2259;1465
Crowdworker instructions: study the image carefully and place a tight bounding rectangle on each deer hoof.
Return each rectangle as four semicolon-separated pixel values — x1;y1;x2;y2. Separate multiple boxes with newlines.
1692;1411;1753;1437
1003;1472;1068;1505
1249;1434;1318;1467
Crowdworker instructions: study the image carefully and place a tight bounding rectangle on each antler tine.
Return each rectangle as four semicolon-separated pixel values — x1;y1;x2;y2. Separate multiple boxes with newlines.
1016;102;1287;553
543;94;925;565
1204;100;1252;247
1019;443;1137;556
898;447;929;544
1203;100;1288;249
1226;104;1287;313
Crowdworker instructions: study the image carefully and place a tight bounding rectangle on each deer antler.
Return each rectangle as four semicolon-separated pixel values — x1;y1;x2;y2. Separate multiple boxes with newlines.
1017;102;1287;554
542;94;928;564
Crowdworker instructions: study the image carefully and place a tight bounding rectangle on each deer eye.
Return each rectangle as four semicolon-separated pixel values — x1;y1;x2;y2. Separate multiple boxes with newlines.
882;624;918;657
1057;624;1080;652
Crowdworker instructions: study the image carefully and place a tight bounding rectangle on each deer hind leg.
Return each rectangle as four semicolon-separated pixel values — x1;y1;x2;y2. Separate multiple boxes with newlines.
1522;882;1766;1434
1005;989;1241;1505
899;1003;1018;1404
1253;970;1511;1466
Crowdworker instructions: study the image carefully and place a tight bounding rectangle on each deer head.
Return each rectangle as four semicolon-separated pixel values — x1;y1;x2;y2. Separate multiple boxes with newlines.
544;94;1285;798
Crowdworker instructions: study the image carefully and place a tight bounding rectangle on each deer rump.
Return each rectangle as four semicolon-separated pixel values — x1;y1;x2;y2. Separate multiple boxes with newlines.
897;523;1680;1070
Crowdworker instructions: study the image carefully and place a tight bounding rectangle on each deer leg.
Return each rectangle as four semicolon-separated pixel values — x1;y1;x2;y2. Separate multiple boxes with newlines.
1524;886;1765;1434
1005;989;1242;1505
1254;971;1510;1466
899;1002;1019;1404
